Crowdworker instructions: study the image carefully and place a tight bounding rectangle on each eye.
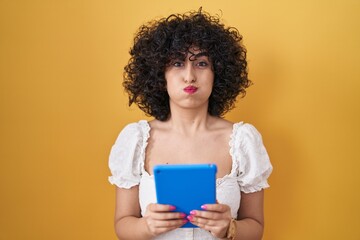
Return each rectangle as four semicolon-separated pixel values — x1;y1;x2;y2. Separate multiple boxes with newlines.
173;61;184;67
196;61;209;68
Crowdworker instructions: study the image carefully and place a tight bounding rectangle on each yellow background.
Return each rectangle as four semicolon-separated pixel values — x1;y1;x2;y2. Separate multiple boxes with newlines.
1;0;359;239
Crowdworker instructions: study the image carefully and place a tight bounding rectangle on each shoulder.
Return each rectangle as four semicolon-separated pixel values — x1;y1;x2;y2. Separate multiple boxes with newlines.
207;117;234;133
110;120;150;156
230;122;268;159
232;122;263;141
205;119;262;139
214;117;234;128
124;120;150;133
110;120;151;155
115;120;150;141
148;119;164;130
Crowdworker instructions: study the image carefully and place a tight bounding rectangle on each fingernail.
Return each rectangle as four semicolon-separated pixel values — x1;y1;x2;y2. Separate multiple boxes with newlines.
182;219;188;223
169;205;176;211
201;205;207;210
190;210;196;215
180;213;186;218
187;215;193;221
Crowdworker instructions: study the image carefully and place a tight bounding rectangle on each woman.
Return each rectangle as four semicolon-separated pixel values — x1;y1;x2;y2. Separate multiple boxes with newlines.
108;9;272;240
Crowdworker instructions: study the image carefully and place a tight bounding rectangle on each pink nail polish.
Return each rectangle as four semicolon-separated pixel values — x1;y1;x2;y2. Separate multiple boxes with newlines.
201;205;207;210
190;210;196;215
180;213;186;218
182;219;188;223
169;205;176;211
187;215;193;221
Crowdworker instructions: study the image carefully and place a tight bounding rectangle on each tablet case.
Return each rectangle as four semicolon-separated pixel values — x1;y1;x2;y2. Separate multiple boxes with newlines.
154;164;217;228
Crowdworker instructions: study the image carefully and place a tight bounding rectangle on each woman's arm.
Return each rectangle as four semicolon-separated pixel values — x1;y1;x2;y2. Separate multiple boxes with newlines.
234;190;265;240
188;190;265;240
114;186;187;240
114;186;150;239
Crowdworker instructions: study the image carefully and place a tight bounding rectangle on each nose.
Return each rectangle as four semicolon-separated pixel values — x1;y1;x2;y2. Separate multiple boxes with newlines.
183;64;196;84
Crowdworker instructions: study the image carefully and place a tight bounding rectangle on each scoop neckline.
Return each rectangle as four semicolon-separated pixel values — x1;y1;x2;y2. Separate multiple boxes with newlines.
137;120;243;185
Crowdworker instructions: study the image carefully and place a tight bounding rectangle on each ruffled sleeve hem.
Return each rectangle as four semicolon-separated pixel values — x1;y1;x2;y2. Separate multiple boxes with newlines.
108;176;139;189
240;181;270;194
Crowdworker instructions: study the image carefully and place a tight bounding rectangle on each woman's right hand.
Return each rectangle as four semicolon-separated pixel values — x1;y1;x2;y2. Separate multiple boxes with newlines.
144;203;188;237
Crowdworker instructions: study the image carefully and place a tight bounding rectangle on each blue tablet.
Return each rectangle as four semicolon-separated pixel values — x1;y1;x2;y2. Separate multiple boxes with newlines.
153;164;217;228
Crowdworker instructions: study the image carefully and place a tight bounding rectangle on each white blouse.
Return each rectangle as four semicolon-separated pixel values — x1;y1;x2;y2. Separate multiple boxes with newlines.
108;120;273;240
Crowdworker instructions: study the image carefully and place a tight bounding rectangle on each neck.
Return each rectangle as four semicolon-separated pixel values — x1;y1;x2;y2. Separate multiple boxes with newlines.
166;105;213;135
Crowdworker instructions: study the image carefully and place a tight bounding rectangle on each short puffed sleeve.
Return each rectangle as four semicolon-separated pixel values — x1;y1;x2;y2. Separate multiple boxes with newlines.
108;121;149;189
231;123;273;193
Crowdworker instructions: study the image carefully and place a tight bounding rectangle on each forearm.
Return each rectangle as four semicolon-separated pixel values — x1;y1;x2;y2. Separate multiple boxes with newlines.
233;218;264;240
115;216;152;240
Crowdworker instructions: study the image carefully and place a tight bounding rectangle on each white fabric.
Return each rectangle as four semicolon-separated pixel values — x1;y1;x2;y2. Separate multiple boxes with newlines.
108;120;273;240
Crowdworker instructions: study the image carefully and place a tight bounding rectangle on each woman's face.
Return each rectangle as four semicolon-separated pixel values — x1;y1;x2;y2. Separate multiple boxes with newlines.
164;48;214;111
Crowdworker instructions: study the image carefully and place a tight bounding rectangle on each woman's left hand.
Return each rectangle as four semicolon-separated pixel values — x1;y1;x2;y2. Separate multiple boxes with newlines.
187;202;232;239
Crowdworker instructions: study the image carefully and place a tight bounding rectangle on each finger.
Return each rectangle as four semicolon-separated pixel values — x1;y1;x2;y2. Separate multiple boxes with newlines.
151;212;186;220
187;215;217;226
148;203;176;212
201;203;230;213
194;222;214;232
189;210;222;220
150;223;185;236
153;218;188;228
189;217;228;238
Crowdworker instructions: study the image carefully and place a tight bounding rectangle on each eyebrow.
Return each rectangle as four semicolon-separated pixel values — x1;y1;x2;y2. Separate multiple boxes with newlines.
188;51;209;61
168;50;209;64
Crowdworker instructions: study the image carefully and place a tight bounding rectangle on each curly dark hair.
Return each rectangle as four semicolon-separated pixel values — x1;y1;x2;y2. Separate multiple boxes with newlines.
123;9;252;121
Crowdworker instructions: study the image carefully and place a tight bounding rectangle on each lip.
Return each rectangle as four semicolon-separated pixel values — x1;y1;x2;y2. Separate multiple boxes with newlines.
183;86;198;94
